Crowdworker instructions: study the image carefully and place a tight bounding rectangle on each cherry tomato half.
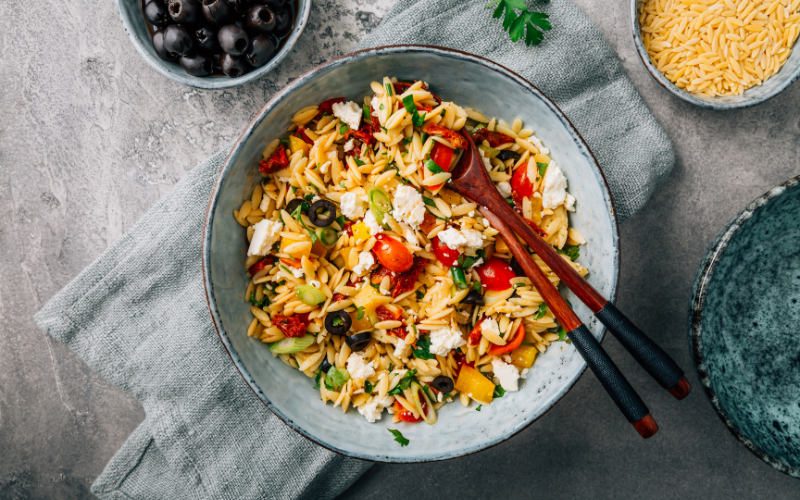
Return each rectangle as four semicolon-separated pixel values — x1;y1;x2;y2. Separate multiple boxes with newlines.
510;162;534;207
393;393;427;423
428;142;453;190
487;323;525;355
475;257;516;291
373;234;413;273
431;235;460;267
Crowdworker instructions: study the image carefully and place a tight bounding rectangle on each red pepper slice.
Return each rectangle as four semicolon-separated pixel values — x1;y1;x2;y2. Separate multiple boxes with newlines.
332;293;348;302
394;398;424;423
422;124;468;149
273;313;310;338
468;318;485;347
259;145;289;174
471;128;515;147
487;323;525;356
392;256;428;298
427;142;453;190
317;97;345;116
248;256;275;276
296;126;314;145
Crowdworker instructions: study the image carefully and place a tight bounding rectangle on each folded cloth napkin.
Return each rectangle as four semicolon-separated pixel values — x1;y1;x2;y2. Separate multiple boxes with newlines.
35;1;673;499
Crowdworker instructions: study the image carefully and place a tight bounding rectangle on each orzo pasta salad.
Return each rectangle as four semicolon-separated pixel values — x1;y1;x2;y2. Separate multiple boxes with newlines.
236;77;588;429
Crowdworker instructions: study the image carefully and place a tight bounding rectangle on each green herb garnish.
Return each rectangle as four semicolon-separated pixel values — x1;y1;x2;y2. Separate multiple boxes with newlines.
493;385;506;398
384;83;393;96
486;0;552;46
362;103;371;122
313;370;322;389
365;380;374;394
293;205;318;244
476;405;482;411
425;159;444;174
335;214;346;228
556;325;568;341
325;366;350;389
533;303;547;320
557;245;580;261
356;306;366;320
422;196;437;208
339;124;349;136
388;429;409;446
354;158;366;166
412;336;435;360
537;161;548;177
388;369;418;395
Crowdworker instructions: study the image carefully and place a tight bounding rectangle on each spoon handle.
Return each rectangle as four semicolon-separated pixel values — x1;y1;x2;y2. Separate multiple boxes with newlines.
482;209;657;439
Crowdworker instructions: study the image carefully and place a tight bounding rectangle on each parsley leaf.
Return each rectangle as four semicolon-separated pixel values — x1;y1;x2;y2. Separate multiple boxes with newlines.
422;196;437;208
494;385;506;398
537;161;548;177
476;405;482;411
356;306;366;320
486;0;551;46
388;429;409;446
557;245;580;261
533;303;548;320
353;158;366;166
416;290;425;300
425;159;444;174
388;369;418;395
364;380;374;395
335;214;346;228
556;325;568;342
313;370;322;389
412;336;435;360
402;95;426;128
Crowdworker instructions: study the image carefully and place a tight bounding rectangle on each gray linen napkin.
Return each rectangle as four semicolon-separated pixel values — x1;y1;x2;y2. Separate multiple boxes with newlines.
34;1;673;499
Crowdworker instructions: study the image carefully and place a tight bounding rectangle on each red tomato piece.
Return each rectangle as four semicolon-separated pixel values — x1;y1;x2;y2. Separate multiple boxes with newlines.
510;162;534;206
422;124;468;149
370;265;397;288
452;351;473;375
259;146;289;174
317;97;345;116
369;96;382;131
523;217;547;238
468;318;485;347
392;256;427;298
332;293;348;302
475;257;516;292
376;305;402;322
427;142;454;190
487;323;525;356
343;123;376;146
430;236;460;267
393;393;427;423
296;127;314;144
373;234;413;273
471;128;515;147
273;313;310;338
248;257;275;276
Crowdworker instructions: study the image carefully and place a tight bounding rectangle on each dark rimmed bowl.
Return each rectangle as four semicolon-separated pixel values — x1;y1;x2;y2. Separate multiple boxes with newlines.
631;0;800;109
116;0;310;89
690;174;800;478
202;45;620;462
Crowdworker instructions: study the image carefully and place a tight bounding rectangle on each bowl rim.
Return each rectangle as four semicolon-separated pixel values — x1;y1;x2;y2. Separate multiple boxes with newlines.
688;174;800;479
629;0;800;110
202;44;621;462
115;0;311;90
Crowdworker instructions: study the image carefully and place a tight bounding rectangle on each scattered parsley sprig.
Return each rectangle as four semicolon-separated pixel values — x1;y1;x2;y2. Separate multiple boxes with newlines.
486;0;552;46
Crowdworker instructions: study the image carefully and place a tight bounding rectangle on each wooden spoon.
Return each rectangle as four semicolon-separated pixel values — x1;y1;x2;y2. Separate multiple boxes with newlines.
447;129;690;401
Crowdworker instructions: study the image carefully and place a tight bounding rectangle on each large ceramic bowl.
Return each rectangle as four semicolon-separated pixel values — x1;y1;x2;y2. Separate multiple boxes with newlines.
631;0;800;109
116;0;310;90
202;45;620;462
690;175;800;479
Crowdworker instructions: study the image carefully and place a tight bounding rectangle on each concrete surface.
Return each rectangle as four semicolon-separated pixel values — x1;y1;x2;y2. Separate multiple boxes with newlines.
1;0;798;498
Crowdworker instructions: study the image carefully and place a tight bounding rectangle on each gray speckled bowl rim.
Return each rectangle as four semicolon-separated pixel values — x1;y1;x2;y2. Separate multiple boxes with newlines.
115;0;311;90
630;0;800;110
689;174;800;479
202;44;620;463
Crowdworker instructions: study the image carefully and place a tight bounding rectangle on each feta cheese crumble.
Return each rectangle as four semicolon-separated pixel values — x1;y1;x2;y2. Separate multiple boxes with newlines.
347;352;376;380
394;337;410;358
392;185;426;229
541;162;576;211
529;136;549;155
404;227;419;247
353;251;375;276
363;210;382;236
358;399;383;423
291;268;304;279
332;101;362;131
429;325;466;356
340;191;366;220
343;138;355;152
437;227;484;250
481;317;501;338
497;181;512;199
247;219;282;257
492;359;521;392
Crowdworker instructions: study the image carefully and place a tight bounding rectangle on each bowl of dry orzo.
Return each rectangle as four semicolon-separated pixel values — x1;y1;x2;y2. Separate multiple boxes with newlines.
633;0;800;109
202;45;620;462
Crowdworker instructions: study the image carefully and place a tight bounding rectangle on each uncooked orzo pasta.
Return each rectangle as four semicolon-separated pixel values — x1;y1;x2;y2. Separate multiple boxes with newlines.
236;77;588;430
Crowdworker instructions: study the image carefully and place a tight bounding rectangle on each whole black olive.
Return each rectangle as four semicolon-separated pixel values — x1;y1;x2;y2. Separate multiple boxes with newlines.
345;332;372;352
246;5;275;34
272;3;293;38
430;375;454;394
163;24;194;55
284;198;308;216
179;51;213;76
228;0;251;15
201;0;232;24
324;310;352;336
320;358;332;373
509;257;524;277
246;35;277;67
308;200;336;227
144;0;172;27
258;0;285;10
461;290;485;305
219;52;250;77
194;25;219;52
218;24;249;55
168;0;203;25
496;149;521;162
210;51;222;70
152;29;179;61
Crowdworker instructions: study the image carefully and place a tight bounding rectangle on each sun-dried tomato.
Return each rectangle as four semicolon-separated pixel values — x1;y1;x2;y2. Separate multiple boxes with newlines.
370;96;382;131
471;128;515;148
387;327;408;339
392;256;427;298
452;351;473;375
248;256;275;276
332;293;348;302
419;213;438;235
370;266;397;288
296;126;314;145
468;318;485;346
273;313;310;338
259;145;289;174
513;205;547;237
342;221;354;236
376;305;402;322
417;104;434;112
317;97;345;116
423;124;468;149
344;123;376;146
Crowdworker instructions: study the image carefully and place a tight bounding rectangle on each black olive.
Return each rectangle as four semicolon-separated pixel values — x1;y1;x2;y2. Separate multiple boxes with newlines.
219;52;250;77
246;5;276;34
163;24;194;55
320;358;332;373
152;29;179;61
228;0;251;15
179;51;213;76
210;51;222;70
461;290;485;305
509;257;524;277
168;0;203;25
202;0;232;24
246;35;277;67
430;375;454;393
496;149;521;162
284;198;308;216
194;25;219;52
325;310;352;336
145;0;172;27
218;24;249;55
308;200;336;227
345;332;372;352
257;0;285;10
272;3;293;38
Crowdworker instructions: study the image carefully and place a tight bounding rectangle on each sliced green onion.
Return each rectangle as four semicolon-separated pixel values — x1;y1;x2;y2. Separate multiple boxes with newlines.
296;285;326;305
269;335;315;354
368;186;392;226
450;266;468;289
368;310;380;326
317;227;338;247
470;122;487;133
362;103;370;122
325;366;350;389
339;124;349;136
385;83;393;96
478;144;501;158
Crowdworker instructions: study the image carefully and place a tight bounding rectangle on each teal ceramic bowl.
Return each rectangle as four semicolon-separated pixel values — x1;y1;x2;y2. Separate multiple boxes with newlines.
631;0;800;109
202;45;620;462
690;175;800;478
116;0;310;90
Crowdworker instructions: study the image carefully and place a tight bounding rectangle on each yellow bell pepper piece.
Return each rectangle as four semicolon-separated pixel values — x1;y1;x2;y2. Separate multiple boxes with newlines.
454;365;495;405
351;222;370;243
509;345;537;370
280;236;311;259
352;285;392;313
289;135;310;156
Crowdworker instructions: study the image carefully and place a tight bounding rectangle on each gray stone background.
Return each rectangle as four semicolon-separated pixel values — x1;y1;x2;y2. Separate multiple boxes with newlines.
1;0;799;498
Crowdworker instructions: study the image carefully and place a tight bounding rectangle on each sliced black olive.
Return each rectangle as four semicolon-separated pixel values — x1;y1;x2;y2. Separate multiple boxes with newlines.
430;375;454;393
345;331;372;352
284;198;308;216
307;200;336;227
324;310;351;336
461;290;485;305
509;257;524;277
320;358;332;373
496;149;521;162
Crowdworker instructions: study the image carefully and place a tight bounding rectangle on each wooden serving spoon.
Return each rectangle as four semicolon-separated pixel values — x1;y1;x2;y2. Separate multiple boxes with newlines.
446;129;690;401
